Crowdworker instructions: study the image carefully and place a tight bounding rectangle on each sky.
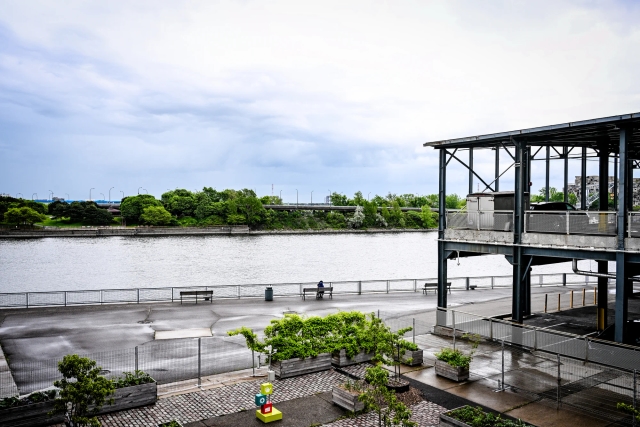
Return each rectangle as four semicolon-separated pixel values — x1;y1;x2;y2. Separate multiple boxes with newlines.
1;1;639;202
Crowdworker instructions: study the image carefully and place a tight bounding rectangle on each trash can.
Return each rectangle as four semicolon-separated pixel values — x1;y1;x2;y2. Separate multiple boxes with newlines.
265;287;273;301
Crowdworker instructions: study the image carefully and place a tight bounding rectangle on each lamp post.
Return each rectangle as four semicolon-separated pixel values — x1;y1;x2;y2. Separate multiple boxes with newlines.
296;189;298;207
279;190;282;204
100;193;105;201
311;191;313;205
109;187;114;203
143;189;148;194
32;193;37;200
89;188;94;201
138;187;142;195
328;190;331;206
120;191;124;200
65;193;70;200
368;192;371;201
49;190;53;200
16;193;22;198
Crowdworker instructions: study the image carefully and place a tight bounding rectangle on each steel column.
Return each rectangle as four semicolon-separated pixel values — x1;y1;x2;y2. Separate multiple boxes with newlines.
437;149;448;325
564;146;569;203
581;147;587;209
511;140;528;324
597;261;608;331
614;154;618;209
469;148;474;194
495;147;500;192
615;127;630;343
599;142;609;210
545;146;550;202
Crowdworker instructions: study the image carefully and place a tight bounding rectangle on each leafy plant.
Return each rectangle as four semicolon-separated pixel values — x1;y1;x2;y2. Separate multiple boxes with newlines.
435;333;481;369
112;370;154;388
617;402;640;423
446;405;532;427
358;366;416;427
51;355;116;427
0;390;58;409
158;421;183;427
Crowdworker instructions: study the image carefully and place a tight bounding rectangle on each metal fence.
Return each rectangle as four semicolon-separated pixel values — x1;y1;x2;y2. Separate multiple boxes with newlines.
0;273;600;309
2;335;259;398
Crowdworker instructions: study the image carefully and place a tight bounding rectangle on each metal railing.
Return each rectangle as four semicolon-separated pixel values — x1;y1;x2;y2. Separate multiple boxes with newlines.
0;273;597;309
437;308;640;372
447;209;618;235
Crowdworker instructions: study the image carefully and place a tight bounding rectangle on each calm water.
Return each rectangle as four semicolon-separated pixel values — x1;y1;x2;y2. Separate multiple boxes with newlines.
0;232;574;293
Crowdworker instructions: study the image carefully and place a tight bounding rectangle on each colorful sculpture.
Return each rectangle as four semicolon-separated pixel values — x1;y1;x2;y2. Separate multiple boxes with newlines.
255;381;282;423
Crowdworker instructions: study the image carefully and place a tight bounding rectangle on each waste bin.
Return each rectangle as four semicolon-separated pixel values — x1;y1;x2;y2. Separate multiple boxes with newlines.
265;287;273;301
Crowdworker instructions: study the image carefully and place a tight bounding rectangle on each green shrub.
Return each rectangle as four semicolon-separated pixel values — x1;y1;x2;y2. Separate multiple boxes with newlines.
0;390;56;409
434;348;472;369
112;370;154;389
447;405;532;427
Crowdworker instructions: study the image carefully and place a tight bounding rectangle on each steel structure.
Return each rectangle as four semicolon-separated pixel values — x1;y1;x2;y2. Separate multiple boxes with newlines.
424;112;640;343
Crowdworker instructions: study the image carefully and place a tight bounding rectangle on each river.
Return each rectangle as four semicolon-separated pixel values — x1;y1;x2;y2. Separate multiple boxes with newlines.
0;231;578;293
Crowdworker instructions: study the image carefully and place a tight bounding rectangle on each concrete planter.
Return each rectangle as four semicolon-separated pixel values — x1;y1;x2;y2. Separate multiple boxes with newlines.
332;386;364;412
395;349;423;366
440;407;536;427
435;359;469;382
331;349;374;367
271;353;332;379
0;381;157;427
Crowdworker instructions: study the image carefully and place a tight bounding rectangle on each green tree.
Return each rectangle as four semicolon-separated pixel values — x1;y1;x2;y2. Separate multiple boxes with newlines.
420;205;436;228
389;201;404;227
237;194;266;227
330;192;349;206
120;195;162;223
445;194;464;209
161;189;196;217
83;205;114;225
3;206;46;226
358;365;416;427
140;206;172;225
51;355;115;427
362;200;378;227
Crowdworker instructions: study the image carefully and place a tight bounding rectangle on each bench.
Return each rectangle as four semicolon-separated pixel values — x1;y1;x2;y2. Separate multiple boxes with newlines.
302;287;333;300
180;290;213;304
423;282;451;295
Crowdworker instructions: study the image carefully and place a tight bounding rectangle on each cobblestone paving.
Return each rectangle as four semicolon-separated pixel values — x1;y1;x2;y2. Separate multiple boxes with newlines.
338;362;372;379
55;369;348;427
322;401;446;427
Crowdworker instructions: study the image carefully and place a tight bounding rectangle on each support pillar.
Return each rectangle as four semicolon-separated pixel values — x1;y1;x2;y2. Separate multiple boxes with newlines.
469;148;474;194
581;147;587;209
614;155;618;209
512;140;529;324
615;127;631;343
597;261;608;331
437;149;448;326
495;147;500;192
564;146;569;203
545;146;550;202
599;143;609;210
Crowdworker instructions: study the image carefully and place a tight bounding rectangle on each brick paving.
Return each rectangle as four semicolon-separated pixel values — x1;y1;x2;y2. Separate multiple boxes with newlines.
53;369;349;426
322;401;446;427
338;362;372;379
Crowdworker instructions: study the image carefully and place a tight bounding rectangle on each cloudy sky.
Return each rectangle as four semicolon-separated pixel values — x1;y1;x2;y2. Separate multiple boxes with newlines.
1;1;639;202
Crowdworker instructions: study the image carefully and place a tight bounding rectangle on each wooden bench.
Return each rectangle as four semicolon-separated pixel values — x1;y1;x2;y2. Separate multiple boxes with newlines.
422;282;451;295
302;287;333;300
180;290;213;304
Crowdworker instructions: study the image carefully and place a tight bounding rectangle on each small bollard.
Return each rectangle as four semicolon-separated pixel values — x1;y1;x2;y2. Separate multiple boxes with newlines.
544;294;548;313
570;290;574;308
557;294;561;312
582;289;586;306
593;286;597;305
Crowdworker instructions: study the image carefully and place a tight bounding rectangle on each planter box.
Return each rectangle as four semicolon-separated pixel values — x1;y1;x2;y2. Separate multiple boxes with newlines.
0;400;62;427
101;381;158;414
396;349;423;366
435;359;469;382
440;407;537;427
0;382;157;427
332;386;364;412
331;349;374;367
271;353;332;379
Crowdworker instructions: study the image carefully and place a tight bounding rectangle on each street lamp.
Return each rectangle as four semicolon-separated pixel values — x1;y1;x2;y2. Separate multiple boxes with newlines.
328;190;331;206
65;193;70;200
16;193;22;198
143;189;148;194
138;187;142;195
120;191;124;200
311;191;313;205
109;187;114;203
32;193;37;200
296;189;298;207
100;193;105;201
49;190;53;200
90;188;94;201
279;190;282;203
368;192;371;201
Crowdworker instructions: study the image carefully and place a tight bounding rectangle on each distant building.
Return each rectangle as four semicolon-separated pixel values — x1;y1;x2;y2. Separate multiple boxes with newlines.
566;176;640;208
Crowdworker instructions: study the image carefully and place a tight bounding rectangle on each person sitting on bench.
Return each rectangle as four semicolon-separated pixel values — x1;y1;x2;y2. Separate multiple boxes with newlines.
317;280;325;299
